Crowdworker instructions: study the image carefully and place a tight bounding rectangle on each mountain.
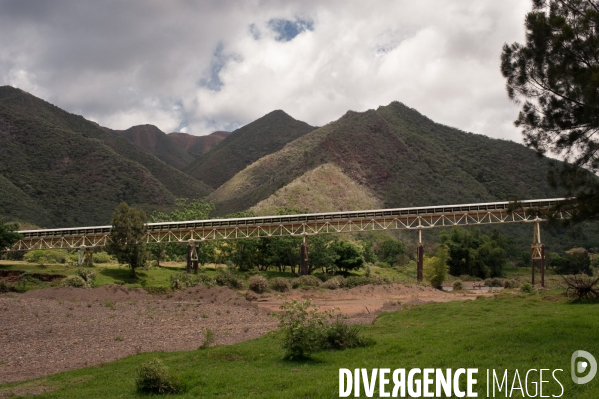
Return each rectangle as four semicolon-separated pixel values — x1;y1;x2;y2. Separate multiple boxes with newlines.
250;163;382;215
0;86;212;227
184;110;316;188
168;131;230;157
113;124;195;170
208;102;564;215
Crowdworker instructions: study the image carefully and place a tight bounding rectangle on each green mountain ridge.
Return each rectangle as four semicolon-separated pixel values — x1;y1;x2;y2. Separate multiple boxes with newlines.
208;101;564;215
184;110;316;188
0;86;212;227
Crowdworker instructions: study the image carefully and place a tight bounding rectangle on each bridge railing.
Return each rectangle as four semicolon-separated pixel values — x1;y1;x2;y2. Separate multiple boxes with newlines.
6;198;574;252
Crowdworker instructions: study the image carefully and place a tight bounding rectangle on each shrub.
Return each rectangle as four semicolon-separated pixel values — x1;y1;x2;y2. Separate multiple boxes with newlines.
92;251;113;264
459;274;482;282
270;277;291;292
135;358;182;394
76;269;96;286
520;282;534;293
245;290;258;301
321;277;345;290
24;249;69;264
215;271;243;289
485;278;504;287
291;275;322;289
504;279;519;289
324;317;372;350
248;275;269;293
277;300;371;359
170;272;215;290
453;280;464;291
0;280;22;293
62;275;88;288
199;329;215;349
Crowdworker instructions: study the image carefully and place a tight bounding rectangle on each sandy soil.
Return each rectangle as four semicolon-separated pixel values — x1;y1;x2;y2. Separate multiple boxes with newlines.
0;283;488;385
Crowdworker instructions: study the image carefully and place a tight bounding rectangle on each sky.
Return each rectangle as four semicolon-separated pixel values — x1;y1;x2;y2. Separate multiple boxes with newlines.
0;0;531;141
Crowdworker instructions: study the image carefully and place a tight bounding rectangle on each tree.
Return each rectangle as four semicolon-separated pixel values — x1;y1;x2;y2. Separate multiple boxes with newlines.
107;202;147;278
0;220;22;251
441;228;506;279
331;240;364;273
501;0;599;217
423;245;449;289
377;238;405;265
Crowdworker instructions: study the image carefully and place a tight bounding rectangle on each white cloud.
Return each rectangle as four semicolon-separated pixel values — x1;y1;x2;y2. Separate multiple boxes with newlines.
0;0;531;141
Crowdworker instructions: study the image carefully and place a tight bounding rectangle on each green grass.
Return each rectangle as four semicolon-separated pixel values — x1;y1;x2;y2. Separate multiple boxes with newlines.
1;293;597;398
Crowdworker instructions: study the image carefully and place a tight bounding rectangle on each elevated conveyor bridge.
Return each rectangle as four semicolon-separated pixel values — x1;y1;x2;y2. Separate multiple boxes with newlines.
6;198;574;287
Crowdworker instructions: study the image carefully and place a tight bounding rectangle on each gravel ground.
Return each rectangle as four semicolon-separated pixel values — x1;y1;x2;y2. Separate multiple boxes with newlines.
0;285;276;384
0;283;480;384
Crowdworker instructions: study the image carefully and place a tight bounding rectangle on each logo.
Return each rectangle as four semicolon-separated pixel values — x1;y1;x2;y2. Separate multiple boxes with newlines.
571;350;597;385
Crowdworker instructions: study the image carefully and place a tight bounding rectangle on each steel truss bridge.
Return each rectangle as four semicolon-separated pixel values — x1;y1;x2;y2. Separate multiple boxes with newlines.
6;198;573;287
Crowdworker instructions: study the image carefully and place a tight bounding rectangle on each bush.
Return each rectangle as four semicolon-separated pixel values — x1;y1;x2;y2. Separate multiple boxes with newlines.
520;282;534;293
76;269;96;286
24;249;69;264
215;271;244;289
248;275;269;293
324;317;372;350
485;278;504;287
135;358;182;394
459;274;482;282
453;280;464;291
170;272;215;290
321;277;345;290
62;275;88;288
245;290;258;301
270;277;291;292
504;279;519;289
199;329;215;349
277;300;371;359
291;275;322;289
92;251;113;264
0;280;22;293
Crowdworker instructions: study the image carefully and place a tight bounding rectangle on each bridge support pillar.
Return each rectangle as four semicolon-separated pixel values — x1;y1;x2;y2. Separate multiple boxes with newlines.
77;246;93;267
300;236;309;275
187;241;199;274
417;230;423;282
531;221;545;288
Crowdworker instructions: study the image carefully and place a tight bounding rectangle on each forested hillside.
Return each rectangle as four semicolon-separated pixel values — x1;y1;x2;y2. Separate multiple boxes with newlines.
209;102;563;215
0;86;212;227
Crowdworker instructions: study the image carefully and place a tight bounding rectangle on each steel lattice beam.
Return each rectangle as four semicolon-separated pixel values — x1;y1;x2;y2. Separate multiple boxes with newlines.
5;198;573;251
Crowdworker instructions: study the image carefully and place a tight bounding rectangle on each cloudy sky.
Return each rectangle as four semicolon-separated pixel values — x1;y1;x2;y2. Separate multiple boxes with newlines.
0;0;531;141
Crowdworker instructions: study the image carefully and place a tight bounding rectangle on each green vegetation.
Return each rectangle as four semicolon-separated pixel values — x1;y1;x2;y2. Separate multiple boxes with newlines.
135;358;183;394
501;0;599;221
423;245;449;288
277;300;370;359
0;86;211;228
185;109;315;189
442;228;507;278
106;202;147;279
0;219;21;251
1;294;597;398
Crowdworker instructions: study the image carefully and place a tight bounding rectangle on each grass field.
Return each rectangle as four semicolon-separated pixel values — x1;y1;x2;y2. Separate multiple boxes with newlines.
0;291;597;398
